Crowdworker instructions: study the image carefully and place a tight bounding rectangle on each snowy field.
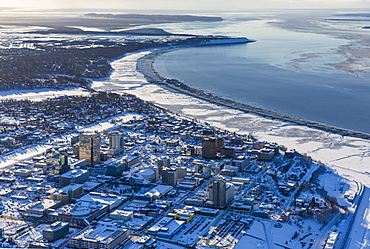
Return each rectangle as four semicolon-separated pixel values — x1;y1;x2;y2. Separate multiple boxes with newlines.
0;87;91;101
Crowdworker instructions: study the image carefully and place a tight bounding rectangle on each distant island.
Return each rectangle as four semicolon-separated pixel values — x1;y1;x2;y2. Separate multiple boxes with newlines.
85;13;223;22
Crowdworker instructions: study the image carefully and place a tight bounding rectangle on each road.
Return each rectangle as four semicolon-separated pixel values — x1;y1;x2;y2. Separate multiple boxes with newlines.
342;187;370;249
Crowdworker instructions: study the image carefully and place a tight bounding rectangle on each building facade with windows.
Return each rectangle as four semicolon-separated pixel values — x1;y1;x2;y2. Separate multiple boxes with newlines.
79;132;100;166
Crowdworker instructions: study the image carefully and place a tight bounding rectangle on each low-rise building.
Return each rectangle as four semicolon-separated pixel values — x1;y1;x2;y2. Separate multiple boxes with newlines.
109;210;134;221
231;156;250;170
50;184;84;204
231;201;253;215
69;224;129;249
135;185;173;203
22;199;62;218
105;160;127;177
148;217;185;238
257;148;275;162
59;169;89;187
48;198;109;227
43;221;69;242
13;168;33;177
79;192;124;210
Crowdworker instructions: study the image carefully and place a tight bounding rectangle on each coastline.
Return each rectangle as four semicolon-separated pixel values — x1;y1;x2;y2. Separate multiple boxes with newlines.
136;47;370;140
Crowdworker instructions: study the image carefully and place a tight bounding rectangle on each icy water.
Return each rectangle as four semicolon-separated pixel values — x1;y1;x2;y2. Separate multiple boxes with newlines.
149;11;370;134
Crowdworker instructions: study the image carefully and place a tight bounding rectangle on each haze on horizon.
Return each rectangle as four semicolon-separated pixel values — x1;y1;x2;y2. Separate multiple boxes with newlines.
0;0;369;11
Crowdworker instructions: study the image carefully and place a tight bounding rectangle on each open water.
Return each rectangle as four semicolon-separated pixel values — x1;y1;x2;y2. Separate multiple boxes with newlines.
148;11;370;134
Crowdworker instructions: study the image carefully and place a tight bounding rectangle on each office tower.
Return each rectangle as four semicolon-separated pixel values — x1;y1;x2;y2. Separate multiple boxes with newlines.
177;167;187;179
44;150;69;176
109;131;124;155
202;137;217;159
162;167;178;187
157;157;171;174
216;138;224;152
209;178;234;208
59;153;70;175
79;132;100;166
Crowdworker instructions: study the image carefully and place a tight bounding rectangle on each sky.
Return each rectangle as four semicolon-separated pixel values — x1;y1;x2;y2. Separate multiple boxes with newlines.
0;0;369;11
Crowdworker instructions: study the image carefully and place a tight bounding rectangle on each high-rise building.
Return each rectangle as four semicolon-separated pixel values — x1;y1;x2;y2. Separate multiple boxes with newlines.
177;167;187;179
109;131;124;155
59;153;70;175
162;167;178;187
202;137;217;159
157;157;171;174
195;163;212;179
44;150;70;176
79;132;100;166
209;178;234;208
216;138;224;152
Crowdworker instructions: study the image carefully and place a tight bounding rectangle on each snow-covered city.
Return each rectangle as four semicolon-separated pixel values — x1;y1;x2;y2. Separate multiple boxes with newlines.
0;7;370;249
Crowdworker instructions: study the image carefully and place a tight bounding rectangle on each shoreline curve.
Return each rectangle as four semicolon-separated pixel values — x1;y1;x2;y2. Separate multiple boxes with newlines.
136;47;370;140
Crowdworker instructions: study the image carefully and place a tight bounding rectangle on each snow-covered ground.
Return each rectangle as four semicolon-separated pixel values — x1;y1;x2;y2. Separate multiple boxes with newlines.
0;87;91;101
0;144;53;169
345;187;370;249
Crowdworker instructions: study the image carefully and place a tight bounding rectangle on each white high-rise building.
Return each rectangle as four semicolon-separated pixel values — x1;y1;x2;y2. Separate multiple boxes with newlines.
109;131;124;155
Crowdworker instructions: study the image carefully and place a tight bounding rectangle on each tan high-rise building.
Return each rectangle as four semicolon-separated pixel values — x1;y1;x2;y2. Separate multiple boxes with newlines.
79;132;100;166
